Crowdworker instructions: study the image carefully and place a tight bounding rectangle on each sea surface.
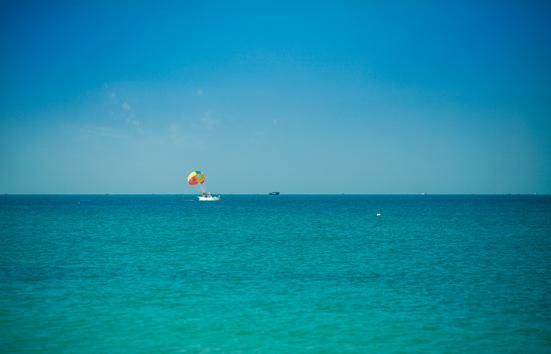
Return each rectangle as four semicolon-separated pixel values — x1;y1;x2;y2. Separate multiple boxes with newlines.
1;195;550;353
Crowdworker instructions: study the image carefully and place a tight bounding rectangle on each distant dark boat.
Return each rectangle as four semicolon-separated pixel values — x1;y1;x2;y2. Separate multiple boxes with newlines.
269;192;280;195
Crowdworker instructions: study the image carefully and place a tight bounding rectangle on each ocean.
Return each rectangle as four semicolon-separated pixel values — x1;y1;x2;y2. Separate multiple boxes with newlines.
1;195;550;353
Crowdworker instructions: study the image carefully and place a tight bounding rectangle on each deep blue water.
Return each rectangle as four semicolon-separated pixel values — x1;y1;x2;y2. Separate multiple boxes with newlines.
1;195;550;353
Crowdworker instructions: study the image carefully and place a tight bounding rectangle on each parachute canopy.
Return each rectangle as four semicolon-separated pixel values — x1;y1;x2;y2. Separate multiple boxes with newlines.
187;170;205;185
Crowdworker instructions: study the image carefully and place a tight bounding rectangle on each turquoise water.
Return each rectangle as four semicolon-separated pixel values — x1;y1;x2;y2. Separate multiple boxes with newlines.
1;195;550;353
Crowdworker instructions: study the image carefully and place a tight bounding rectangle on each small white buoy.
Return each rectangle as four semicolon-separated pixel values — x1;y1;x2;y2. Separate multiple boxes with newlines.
376;212;381;217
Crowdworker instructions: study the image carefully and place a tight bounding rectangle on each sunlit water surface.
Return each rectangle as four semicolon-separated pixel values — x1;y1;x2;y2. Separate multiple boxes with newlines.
1;195;550;353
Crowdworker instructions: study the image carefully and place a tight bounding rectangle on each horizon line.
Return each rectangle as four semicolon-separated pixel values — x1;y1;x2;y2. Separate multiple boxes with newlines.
1;193;548;196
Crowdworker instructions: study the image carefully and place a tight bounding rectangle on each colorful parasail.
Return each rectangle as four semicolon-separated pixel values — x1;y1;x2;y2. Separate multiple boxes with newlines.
187;171;205;185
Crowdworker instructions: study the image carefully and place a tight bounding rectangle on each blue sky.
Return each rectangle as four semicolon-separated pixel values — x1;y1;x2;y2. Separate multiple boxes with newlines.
1;0;550;194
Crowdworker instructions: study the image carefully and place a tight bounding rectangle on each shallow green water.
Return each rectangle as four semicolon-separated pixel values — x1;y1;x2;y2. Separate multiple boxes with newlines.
1;195;550;353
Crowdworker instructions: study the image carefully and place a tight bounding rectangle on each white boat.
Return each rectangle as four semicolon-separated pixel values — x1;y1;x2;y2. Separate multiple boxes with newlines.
198;192;220;202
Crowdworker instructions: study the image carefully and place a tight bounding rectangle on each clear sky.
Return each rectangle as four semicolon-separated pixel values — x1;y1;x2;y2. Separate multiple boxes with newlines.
1;0;550;194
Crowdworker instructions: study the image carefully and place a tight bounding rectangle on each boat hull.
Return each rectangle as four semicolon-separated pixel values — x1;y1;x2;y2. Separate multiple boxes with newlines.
198;195;220;201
